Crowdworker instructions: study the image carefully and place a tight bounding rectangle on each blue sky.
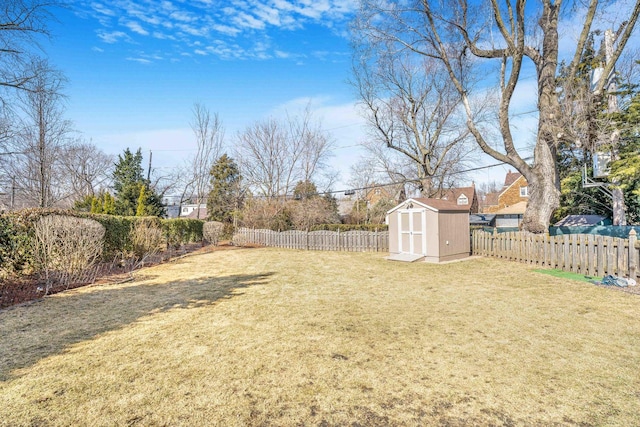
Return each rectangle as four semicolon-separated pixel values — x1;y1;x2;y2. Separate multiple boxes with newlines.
46;0;367;190
41;0;639;194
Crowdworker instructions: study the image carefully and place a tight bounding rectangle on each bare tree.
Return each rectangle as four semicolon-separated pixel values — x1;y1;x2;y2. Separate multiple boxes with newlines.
351;40;481;197
288;103;336;189
235;108;334;198
0;0;59;97
355;0;640;232
189;103;224;218
6;59;72;207
60;139;114;202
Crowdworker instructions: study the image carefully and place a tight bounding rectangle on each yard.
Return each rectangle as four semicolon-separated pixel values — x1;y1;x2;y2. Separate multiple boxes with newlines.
1;247;639;426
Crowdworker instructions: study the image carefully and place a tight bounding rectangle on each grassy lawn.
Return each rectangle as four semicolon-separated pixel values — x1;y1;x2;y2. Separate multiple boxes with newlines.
1;248;639;426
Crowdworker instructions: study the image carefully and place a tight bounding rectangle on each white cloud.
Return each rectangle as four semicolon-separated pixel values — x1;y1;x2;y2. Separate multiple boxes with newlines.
213;24;241;36
253;5;282;27
84;0;358;60
97;30;131;44
126;57;152;64
170;11;196;23
123;21;149;36
233;12;266;30
90;2;116;17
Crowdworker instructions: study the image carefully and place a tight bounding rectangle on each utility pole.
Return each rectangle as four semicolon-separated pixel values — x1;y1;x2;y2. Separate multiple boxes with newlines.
604;29;627;226
147;150;153;183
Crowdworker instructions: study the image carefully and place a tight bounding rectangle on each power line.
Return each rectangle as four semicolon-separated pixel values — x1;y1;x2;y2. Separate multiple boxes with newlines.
316;156;534;197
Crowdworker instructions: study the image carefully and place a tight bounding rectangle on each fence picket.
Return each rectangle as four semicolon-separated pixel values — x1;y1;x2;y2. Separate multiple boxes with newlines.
235;228;389;253
470;230;638;280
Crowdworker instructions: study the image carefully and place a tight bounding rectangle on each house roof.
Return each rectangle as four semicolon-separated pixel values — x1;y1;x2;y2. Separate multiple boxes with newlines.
184;207;208;219
470;214;496;225
439;186;476;203
484;192;499;207
493;201;527;215
554;214;611;226
387;197;470;215
504;171;522;187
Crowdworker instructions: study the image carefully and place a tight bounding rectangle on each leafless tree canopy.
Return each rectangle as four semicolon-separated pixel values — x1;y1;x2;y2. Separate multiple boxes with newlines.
180;103;224;217
61;140;114;200
351;32;483;197
0;0;59;97
354;0;640;232
189;103;224;211
5;59;73;208
235;105;335;198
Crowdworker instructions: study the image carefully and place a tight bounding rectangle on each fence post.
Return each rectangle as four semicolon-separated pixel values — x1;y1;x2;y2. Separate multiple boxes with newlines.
629;229;637;280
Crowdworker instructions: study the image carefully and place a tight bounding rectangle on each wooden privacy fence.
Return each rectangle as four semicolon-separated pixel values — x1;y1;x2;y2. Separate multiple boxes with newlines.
472;229;639;279
235;228;389;252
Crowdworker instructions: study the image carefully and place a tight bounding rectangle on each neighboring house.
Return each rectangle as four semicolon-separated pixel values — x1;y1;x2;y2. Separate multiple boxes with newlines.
364;184;404;206
437;184;479;214
554;215;612;227
180;203;207;219
493;201;527;228
470;213;496;227
165;206;180;219
483;171;529;214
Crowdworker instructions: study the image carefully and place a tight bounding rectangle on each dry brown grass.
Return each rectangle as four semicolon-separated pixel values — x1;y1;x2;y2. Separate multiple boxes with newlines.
1;248;639;426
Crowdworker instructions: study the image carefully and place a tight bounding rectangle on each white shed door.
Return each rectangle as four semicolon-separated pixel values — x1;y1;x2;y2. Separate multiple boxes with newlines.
398;209;427;256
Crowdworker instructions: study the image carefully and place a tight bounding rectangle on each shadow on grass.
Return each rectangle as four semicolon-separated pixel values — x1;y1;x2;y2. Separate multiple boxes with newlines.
0;271;274;381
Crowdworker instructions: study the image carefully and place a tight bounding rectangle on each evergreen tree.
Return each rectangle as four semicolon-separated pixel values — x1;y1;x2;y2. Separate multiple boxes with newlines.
136;185;147;216
206;154;242;227
113;148;144;195
91;196;103;214
73;195;94;212
112;148;165;217
293;180;317;200
102;192;115;215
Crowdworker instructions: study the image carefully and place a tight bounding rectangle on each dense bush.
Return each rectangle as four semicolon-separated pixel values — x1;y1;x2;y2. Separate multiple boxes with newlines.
0;210;205;278
0;214;33;278
162;218;204;248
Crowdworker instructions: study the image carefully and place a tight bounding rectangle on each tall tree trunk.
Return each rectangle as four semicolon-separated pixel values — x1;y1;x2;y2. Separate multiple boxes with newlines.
519;3;562;233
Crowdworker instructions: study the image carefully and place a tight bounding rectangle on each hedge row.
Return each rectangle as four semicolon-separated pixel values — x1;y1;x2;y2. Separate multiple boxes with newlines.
0;209;204;278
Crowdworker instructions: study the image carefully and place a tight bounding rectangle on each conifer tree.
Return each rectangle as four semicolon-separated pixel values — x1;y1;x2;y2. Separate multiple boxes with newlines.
112;148;165;217
206;154;242;228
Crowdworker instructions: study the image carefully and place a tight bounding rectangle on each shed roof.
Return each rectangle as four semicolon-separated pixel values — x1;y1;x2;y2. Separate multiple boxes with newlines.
387;197;470;215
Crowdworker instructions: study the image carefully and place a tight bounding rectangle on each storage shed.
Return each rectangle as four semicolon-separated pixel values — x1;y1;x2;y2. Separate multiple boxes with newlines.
386;198;470;263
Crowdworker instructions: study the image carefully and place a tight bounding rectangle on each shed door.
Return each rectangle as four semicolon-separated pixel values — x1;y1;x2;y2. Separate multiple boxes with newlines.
398;209;427;256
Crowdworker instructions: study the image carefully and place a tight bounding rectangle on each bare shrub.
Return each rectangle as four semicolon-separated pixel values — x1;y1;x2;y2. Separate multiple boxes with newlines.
34;215;105;294
203;221;224;246
129;221;164;268
241;198;292;231
231;233;248;247
288;197;340;230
